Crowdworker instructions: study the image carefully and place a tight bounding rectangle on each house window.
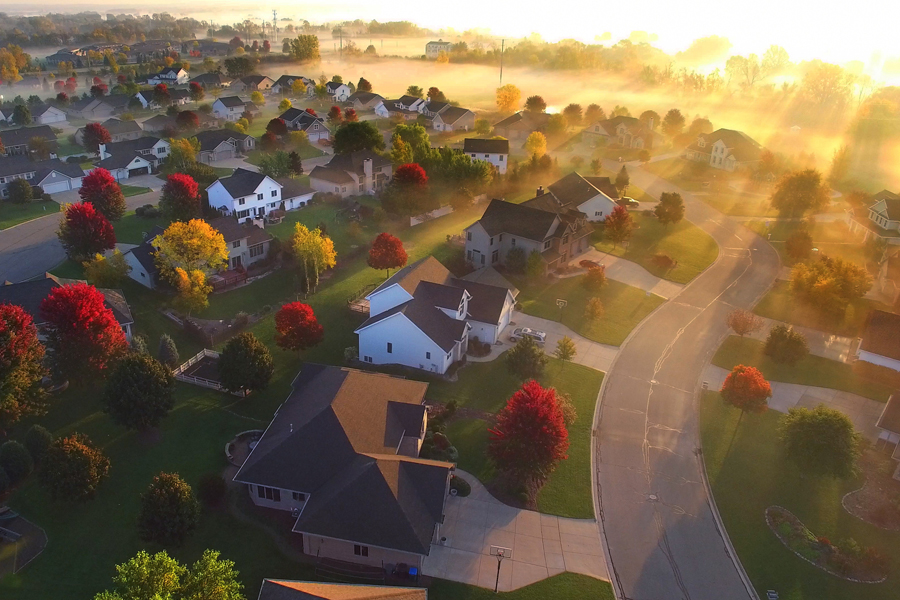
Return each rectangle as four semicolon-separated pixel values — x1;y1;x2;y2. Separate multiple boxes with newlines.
544;240;552;250
271;190;277;197
466;231;472;241
499;234;503;241
466;250;472;261
364;355;373;363
492;250;499;263
511;238;516;246
335;187;340;192
249;244;265;258
387;342;392;353
257;193;264;200
354;545;369;557
292;492;306;501
341;187;347;193
238;198;245;205
426;352;431;359
471;153;476;158
157;147;166;154
490;237;494;246
499;155;504;161
232;240;241;248
256;486;281;501
314;124;318;130
236;209;250;218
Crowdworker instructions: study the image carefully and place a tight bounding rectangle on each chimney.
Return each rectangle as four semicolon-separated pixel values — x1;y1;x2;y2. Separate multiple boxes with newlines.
363;158;373;192
648;117;654;130
536;185;544;196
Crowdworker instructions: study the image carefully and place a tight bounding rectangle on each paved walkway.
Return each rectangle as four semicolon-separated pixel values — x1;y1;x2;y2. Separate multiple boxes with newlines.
744;318;855;363
702;365;884;442
422;470;608;591
564;248;684;299
467;311;618;373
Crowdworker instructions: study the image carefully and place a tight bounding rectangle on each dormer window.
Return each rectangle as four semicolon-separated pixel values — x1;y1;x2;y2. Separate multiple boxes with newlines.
543;239;552;250
698;138;705;148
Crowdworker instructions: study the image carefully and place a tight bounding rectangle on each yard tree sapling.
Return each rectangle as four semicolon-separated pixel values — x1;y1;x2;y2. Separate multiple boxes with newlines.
524;131;547;157
40;433;110;501
779;405;861;478
602;205;634;248
506;336;548;380
290;223;337;280
582;265;607;291
554;336;577;365
153;83;171;106
79;168;126;221
159;173;201;222
250;91;264;105
6;178;32;204
327;105;342;125
103;354;175;431
274;302;324;355
138;472;200;546
474;118;491;135
218;332;274;393
367;232;408;277
288;151;303;177
584;297;605;321
590;158;601;175
720;364;771;426
83;250;131;288
343;108;358;123
725;308;763;337
157;334;179;368
615;165;630;194
525;250;544;281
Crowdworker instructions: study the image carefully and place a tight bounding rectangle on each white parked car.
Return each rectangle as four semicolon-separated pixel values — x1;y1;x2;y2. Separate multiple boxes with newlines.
509;327;546;345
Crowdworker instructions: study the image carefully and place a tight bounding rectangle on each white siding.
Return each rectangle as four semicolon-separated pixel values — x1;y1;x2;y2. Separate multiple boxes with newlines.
357;313;453;374
207;177;282;218
858;350;900;372
469;152;508;174
302;533;425;570
246;484;309;512
468;321;498;345
578;194;618;222
465;221;544;269
125;251;154;289
367;284;414;316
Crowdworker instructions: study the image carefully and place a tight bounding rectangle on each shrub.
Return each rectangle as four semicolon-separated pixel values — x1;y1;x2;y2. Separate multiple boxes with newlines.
557;392;578;425
24;425;53;462
138;472;200;546
158;334;179;368
0;441;33;483
651;253;676;270
197;473;227;507
579;259;599;269
764;324;809;366
584;297;605;321
449;475;471;497
506;247;526;274
582;265;607;291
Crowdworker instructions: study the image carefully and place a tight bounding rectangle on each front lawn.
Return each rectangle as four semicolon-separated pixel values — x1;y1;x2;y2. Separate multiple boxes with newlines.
113;211;169;245
430;358;604;519
119;184;152;198
745;220;869;267
712;336;894;402
701;391;900;600
516;274;665;346
593;212;719;284
753;280;890;338
0;199;60;230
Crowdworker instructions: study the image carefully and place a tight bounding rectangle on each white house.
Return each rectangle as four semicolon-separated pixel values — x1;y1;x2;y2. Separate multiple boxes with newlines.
212;96;249;122
463;138;509;174
0;157;83;197
857;310;900;372
277;178;316;211
278;107;330;142
684;128;763;171
229;75;275;94
522;171;619;222
848;190;900;244
355;257;517;374
124;226;165;289
233;364;453;570
207;216;273;270
147;66;189;86
373;100;419;121
207;168;282;219
95;153;153;181
325;81;351;102
27;103;67;125
425;40;452;59
97;137;170;179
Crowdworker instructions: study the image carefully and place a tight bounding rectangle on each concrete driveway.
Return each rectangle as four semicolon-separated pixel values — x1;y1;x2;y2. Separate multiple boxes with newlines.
565;249;684;299
422;470;607;591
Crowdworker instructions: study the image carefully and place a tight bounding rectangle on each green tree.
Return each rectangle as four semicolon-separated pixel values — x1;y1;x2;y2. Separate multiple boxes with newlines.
474;118;491;135
525;250;544;280
771;169;830;217
615;165;630;193
405;85;424;98
40;433;110;501
0;440;32;483
763;325;809;366
525;95;547;113
779;405;861;478
790;255;872;315
524;131;547;157
332;121;385;155
654;192;685;226
828;145;850;186
582;266;607;291
157;334;179;368
554;336;576;364
563;103;583;126
546;114;567;136
218;333;274;394
83;250;130;287
7;178;32;204
24;424;52;462
505;247;526;274
584;297;605;321
785;229;813;263
506;336;548;380
103;354;175;431
661;108;686;137
603;205;634;248
12;104;31;126
181;550;245;600
391;123;431;161
138;472;200;546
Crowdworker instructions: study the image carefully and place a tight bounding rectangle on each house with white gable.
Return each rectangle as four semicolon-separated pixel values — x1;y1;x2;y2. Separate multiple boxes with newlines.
212;96;251;122
147;66;189;86
684;128;763;172
425;40;452;59
207;168;282;220
524;171;619;222
0;157;83;197
355;257;517;374
325;81;351;102
463;138;509;174
194;129;255;164
278;107;330;142
271;75;314;97
96;137;171;179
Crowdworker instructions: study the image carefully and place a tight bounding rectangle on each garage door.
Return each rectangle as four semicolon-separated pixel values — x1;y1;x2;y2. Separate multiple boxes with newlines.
129;167;149;177
43;180;70;194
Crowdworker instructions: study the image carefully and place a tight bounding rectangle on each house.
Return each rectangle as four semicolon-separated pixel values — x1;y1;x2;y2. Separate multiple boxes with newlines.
277;177;316;210
0;273;134;341
0;125;59;157
430;106;475;132
75;118;142;146
208;216;273;270
194;129;255;164
345;91;384;110
229;75;274;94
356;256;517;373
684;128;763;171
325;81;351;102
133;88;190;110
856;310;900;372
189;72;232;89
849;190;900;244
874;248;900;307
147;66;189;86
65;95;131;120
45;49;84;69
189;40;233;57
464;138;509;174
212;96;250;122
207;168;281;219
584;116;659;149
309;150;392;198
522;172;619;222
0;156;83;196
425;40;452;59
123;226;164;289
258;580;426;600
373;100;420;121
464;198;593;272
395;95;426;112
24;103;67;125
271;75;315;97
96;137;170;179
232;363;453;569
492;111;550;141
875;395;900;478
141;114;177;134
278;107;330;142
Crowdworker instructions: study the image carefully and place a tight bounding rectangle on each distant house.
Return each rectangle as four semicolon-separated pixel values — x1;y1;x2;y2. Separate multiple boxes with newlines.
123;225;164;289
0;125;59;157
75;118;142;146
96;137;170;180
849;190;900;244
271;75;314;96
207;216;273;270
147;66;189;86
230;75;274;93
373;100;419;121
425;40;452;59
258;580;426;600
0;157;83;197
232;364;453;569
430;106;475;132
857;310;900;372
325;81;351;102
193;129;255;164
464;198;593;273
189;40;232;57
207;168;281;219
308;150;392;198
464;138;509;174
140;114;177;134
65;95;131;120
584;116;659;150
276;177;316;211
492;111;550;141
133;88;189;110
189;72;232;89
684;128;763;171
356;257;517;373
523;172;619;222
345;91;384;110
0;273;134;341
278;107;330;142
45;49;84;69
15;103;67;126
211;96;250;122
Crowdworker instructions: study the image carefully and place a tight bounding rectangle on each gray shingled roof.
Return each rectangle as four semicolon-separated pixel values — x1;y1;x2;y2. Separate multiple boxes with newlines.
308;165;354;184
436;106;471;125
464;138;509;155
0;274;133;326
475;199;558;241
325;150;392;175
207;216;273;245
1;125;57;148
451;278;510;325
213;168;271;198
877;395;900;434
371;256;451;297
193;129;251;152
216;96;245;108
100;118;142;135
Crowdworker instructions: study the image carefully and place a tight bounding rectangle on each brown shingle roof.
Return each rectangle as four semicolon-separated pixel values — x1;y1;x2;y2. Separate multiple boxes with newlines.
258;580;426;600
860;310;900;361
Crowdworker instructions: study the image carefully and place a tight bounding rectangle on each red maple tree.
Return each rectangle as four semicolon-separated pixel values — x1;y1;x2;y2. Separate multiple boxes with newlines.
266;118;288;136
327;105;343;124
0;303;47;428
305;108;317;116
79;168;126;221
40;282;128;382
603;205;634;248
720;364;772;423
56;92;69;104
153;83;171;105
58;202;116;260
82;122;111;153
175;110;199;131
393;163;428;188
260;132;281;152
367;233;408;277
188;81;204;101
159;173;200;221
488;380;569;487
274;302;324;354
343;108;358;123
53;80;65;92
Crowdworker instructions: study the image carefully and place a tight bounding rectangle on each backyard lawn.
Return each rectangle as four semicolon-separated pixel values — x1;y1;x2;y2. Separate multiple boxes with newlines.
594;212;719;284
516;274;665;346
430;358;604;519
753;280;890;338
713;336;894;402
113;211;169;245
745;220;870;267
244;144;326;165
0;199;59;230
701;391;900;600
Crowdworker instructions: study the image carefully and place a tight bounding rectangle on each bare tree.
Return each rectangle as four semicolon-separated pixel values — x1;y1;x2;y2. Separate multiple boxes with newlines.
726;309;764;338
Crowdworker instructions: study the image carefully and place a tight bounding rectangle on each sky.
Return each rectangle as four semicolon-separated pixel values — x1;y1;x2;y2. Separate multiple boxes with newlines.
16;0;900;72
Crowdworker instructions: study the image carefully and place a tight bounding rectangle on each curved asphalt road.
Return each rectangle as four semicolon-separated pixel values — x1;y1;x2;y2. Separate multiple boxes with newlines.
593;161;781;600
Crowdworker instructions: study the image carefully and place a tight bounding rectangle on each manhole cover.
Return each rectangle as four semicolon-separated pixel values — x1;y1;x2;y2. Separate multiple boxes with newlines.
648;494;658;502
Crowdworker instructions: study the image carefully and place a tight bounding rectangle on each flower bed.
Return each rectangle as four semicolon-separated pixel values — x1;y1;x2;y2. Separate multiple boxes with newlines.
765;505;889;583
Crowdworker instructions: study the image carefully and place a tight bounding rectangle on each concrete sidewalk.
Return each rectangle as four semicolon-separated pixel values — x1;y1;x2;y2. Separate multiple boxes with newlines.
565;248;684;299
467;311;618;373
702;365;884;441
743;318;855;363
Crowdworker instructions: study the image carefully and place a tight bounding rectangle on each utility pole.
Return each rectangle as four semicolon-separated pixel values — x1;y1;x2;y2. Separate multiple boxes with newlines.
339;26;343;59
499;39;504;86
272;10;277;41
